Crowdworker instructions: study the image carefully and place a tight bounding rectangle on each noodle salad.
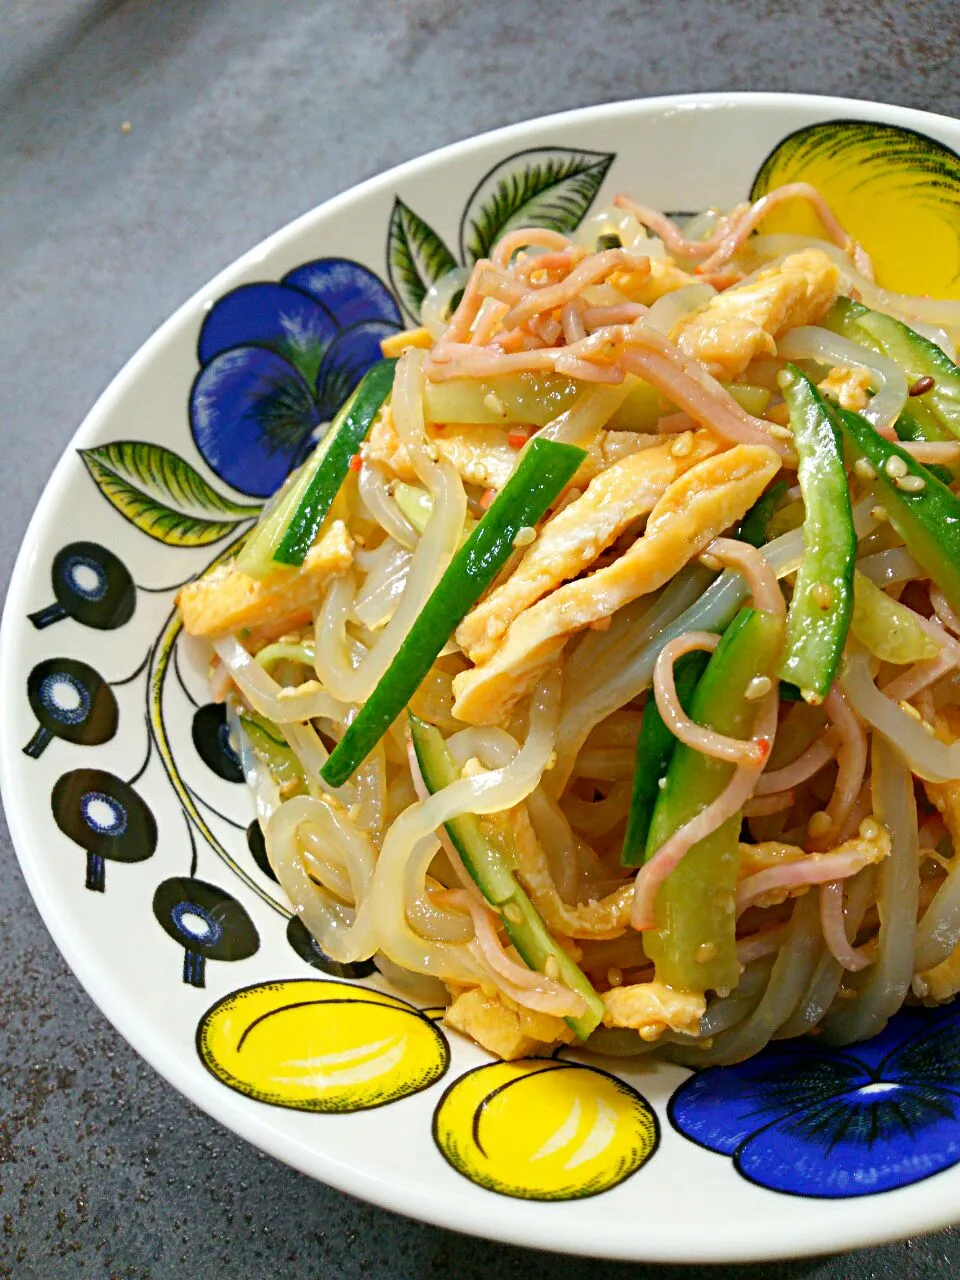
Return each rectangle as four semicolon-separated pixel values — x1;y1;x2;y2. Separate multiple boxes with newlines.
177;183;960;1067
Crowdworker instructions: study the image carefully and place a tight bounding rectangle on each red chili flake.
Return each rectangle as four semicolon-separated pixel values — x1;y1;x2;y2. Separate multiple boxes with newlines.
480;487;497;510
348;453;364;472
909;375;936;397
507;431;528;449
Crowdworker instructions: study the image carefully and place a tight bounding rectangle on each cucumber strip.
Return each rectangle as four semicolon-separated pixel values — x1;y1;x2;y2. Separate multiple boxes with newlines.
321;438;585;787
778;366;855;702
836;406;960;614
274;359;397;565
408;714;603;1039
238;710;306;795
621;649;710;868
737;480;789;549
826;297;955;481
236;359;395;577
857;309;960;442
643;607;785;994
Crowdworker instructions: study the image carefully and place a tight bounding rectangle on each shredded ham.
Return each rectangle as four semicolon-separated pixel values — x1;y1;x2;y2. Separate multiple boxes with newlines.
501;249;643;331
736;839;885;916
755;734;835;795
561;298;587;345
492;226;576;267
705;536;785;618
809;688;868;849
632;689;779;930
819;880;872;971
612;194;749;260
695;182;873;277
653;631;768;765
614;184;871;278
583;302;649;329
737;924;787;964
744;791;795;817
450;890;587;1017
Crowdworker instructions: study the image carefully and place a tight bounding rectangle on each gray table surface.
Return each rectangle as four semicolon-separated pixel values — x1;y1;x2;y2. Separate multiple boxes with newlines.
4;1;960;1275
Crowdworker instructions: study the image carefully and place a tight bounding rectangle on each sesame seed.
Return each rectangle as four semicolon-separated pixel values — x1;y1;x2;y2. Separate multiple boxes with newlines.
606;966;624;988
657;776;667;790
120;120;132;134
745;675;772;700
512;525;537;548
909;375;936;397
776;370;794;390
885;454;909;479
808;810;833;839
801;687;824;706
767;424;794;440
671;433;693;457
811;582;835;609
853;458;877;481
895;474;926;493
483;391;506;416
695;942;718;964
503;903;523;925
543;955;560;980
859;818;882;841
871;505;888;522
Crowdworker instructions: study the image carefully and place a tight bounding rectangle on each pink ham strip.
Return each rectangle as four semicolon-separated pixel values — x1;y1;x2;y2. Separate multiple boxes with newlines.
613;194;748;260
561;298;587;345
654;632;768;766
705;536;785;618
736;842;881;916
631;690;779;931
695;182;873;277
737;924;787;965
492;227;576;267
755;735;835;796
743;791;795;818
583;302;648;329
500;249;641;331
808;688;868;850
819;880;872;972
453;890;587;1017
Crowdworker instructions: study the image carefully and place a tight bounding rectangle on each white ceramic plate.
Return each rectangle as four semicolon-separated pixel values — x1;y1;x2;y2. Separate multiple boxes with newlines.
5;93;960;1263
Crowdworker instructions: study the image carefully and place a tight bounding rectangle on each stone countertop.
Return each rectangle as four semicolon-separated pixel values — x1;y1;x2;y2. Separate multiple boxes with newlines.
3;1;960;1275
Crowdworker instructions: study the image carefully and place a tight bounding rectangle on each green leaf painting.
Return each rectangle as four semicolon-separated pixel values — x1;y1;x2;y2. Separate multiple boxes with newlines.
459;147;615;264
387;198;459;322
80;441;260;547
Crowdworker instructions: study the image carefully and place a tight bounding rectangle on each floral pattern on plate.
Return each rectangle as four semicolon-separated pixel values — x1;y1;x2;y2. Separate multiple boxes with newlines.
669;1004;960;1198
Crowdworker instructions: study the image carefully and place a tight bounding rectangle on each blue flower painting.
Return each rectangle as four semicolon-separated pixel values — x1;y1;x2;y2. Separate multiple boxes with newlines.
669;1004;960;1198
190;259;401;498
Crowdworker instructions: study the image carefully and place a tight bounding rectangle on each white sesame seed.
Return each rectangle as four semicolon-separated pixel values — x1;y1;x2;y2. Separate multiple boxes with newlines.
808;810;833;839
512;525;537;548
895;474;926;493
870;505;888;522
853;458;877;481
885;454;909;478
767;424;794;440
745;675;773;700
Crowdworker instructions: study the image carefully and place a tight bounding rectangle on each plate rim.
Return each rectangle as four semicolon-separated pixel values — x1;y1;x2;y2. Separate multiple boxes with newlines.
4;89;960;1263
